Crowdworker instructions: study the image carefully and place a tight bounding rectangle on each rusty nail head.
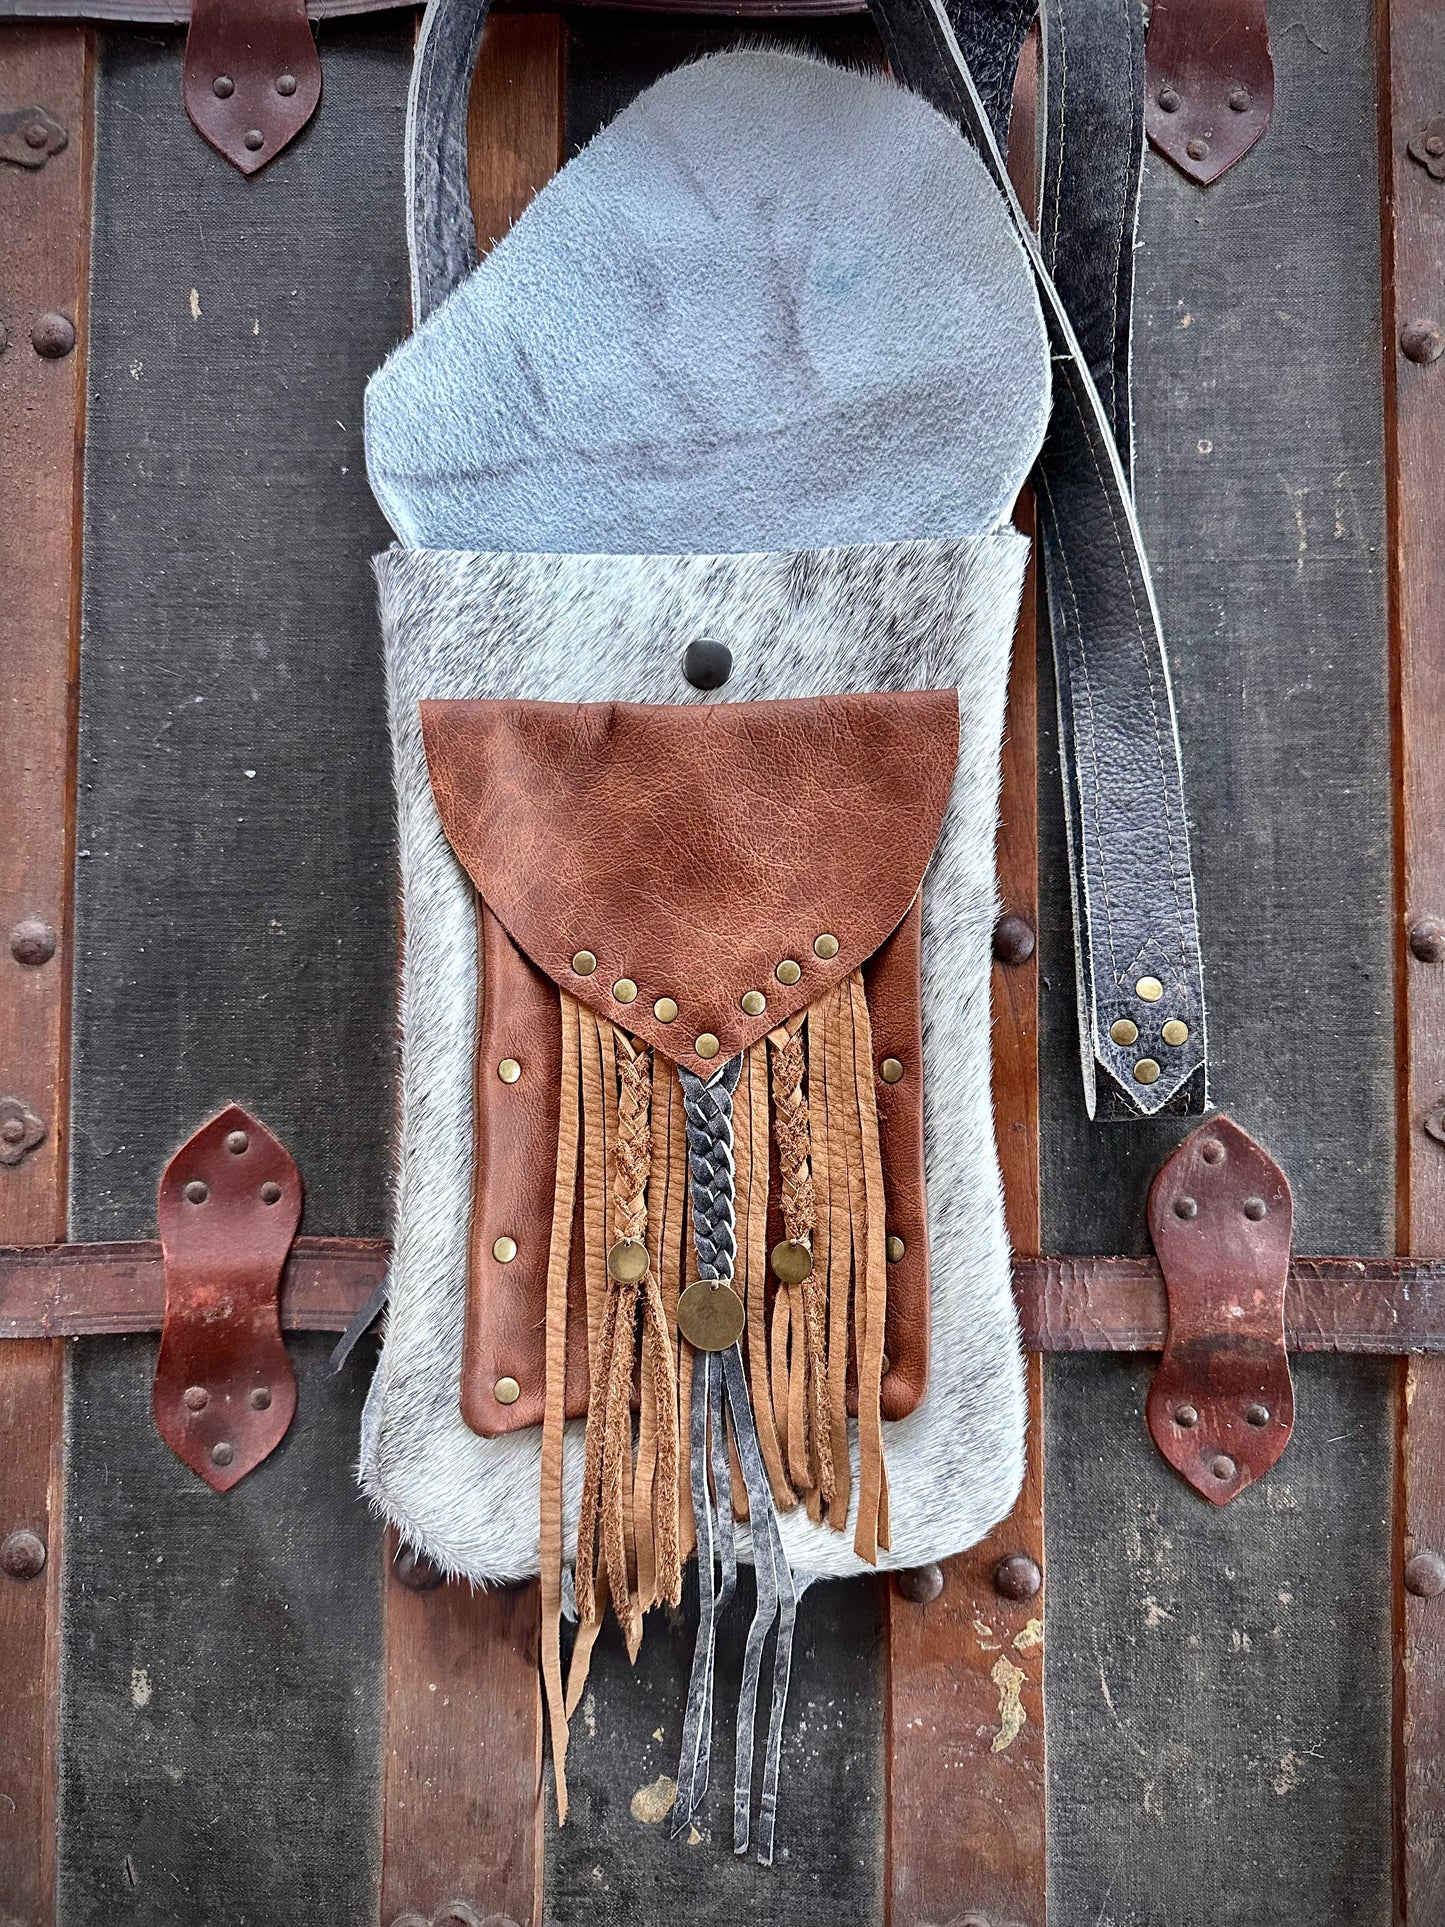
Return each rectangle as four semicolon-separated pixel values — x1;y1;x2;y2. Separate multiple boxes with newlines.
184;1179;209;1204
993;1553;1042;1602
1405;1550;1445;1598
1228;85;1251;112
249;1385;272;1410
31;312;75;359
226;1129;249;1154
10;918;57;966
1186;137;1209;161
0;1528;46;1580
1246;1402;1270;1427
211;1440;234;1468
896;1562;944;1605
1410;916;1445;963
1175;1404;1199;1428
1174;1195;1198;1220
392;1542;446;1591
1211;1454;1237;1482
183;1384;209;1411
1157;84;1181;112
992;914;1035;966
1403;322;1445;365
260;1181;282;1204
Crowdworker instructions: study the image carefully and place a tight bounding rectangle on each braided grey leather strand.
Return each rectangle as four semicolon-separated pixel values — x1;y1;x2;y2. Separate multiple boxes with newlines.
679;1057;743;1282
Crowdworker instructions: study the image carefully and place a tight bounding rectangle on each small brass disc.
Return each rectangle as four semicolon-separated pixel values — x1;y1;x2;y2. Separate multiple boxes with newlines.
654;996;679;1023
813;933;840;960
775;958;802;986
880;1057;904;1084
677;1278;746;1352
497;1057;522;1083
1135;975;1164;1003
613;977;638;1004
572;949;598;977
1133;1058;1161;1085
885;1234;905;1263
607;1237;649;1284
492;1235;518;1264
770;1239;814;1285
695;1032;720;1060
494;1376;521;1406
1161;1019;1190;1047
1109;1018;1139;1047
740;989;766;1017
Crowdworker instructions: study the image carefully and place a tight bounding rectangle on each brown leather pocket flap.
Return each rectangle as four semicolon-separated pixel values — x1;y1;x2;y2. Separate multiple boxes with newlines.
421;690;960;1072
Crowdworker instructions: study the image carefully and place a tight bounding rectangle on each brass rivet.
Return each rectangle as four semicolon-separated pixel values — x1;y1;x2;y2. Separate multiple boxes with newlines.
695;1033;720;1060
741;989;766;1017
1133;1058;1161;1085
572;950;597;976
497;1057;521;1083
881;1353;891;1376
886;1234;905;1263
1135;976;1164;1003
185;1180;209;1204
211;1440;234;1468
1174;1404;1199;1428
775;958;802;986
607;1238;649;1284
613;977;638;1004
813;934;840;960
492;1235;518;1263
226;1129;249;1154
771;1239;813;1284
1246;1402;1270;1427
1161;1019;1189;1047
1243;1197;1267;1221
260;1181;282;1205
494;1376;521;1406
1110;1018;1139;1047
184;1385;209;1412
654;997;678;1023
880;1057;904;1084
249;1385;272;1411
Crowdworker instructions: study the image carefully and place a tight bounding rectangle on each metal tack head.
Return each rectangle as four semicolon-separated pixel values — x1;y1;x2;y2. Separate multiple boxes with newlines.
249;1385;272;1410
896;1562;944;1605
0;1528;46;1580
211;1440;234;1468
813;933;840;960
992;913;1035;965
1246;1402;1270;1427
275;73;298;96
226;1129;249;1154
1242;1197;1268;1221
1403;321;1445;365
1211;1453;1237;1482
1173;1195;1198;1220
1162;1019;1190;1047
681;637;733;690
676;1277;746;1351
9;917;56;967
183;1384;209;1412
770;1239;813;1285
880;1057;904;1084
1157;83;1181;112
1174;1403;1199;1428
1186;136;1209;161
612;977;638;1004
497;1057;522;1083
1110;1018;1139;1047
260;1181;282;1205
492;1235;518;1264
572;949;597;976
885;1234;905;1263
31;312;75;359
1135;976;1164;1003
494;1376;521;1406
607;1238;649;1284
184;1180;209;1205
1134;1058;1161;1085
653;997;678;1023
694;1033;720;1060
740;989;766;1017
775;958;802;986
1409;915;1445;963
992;1553;1042;1602
212;73;234;96
1405;1550;1445;1598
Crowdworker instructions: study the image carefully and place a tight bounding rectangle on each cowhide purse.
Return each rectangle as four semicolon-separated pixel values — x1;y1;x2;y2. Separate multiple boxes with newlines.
360;0;1206;1861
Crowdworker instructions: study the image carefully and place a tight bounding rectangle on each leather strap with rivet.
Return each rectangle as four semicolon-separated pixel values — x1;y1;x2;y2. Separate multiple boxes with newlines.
403;0;1209;1122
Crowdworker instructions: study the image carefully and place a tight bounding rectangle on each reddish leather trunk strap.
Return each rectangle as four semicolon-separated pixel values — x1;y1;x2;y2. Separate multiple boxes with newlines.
153;1104;302;1491
1144;0;1273;188
183;0;322;175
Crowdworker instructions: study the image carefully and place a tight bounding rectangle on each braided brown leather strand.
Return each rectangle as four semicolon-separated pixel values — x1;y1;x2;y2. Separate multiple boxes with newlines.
769;1015;834;1505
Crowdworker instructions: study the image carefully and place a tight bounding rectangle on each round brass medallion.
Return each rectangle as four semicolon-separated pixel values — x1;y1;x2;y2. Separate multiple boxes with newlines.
607;1237;649;1284
770;1239;813;1285
676;1278;746;1352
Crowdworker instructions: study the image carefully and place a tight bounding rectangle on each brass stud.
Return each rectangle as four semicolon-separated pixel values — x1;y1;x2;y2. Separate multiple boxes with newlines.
492;1235;518;1263
880;1057;904;1084
497;1057;522;1084
740;989;766;1017
613;977;638;1004
886;1234;905;1263
775;958;802;986
881;1353;891;1376
494;1376;521;1406
813;934;840;960
1133;1058;1161;1085
1135;975;1164;1003
654;997;679;1023
572;949;597;976
1109;1018;1139;1047
1162;1019;1189;1047
695;1033;720;1060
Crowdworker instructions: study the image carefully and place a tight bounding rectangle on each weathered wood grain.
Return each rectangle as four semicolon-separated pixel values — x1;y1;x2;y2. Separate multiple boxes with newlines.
0;23;91;1926
466;11;566;254
1380;0;1445;1916
1042;0;1396;1919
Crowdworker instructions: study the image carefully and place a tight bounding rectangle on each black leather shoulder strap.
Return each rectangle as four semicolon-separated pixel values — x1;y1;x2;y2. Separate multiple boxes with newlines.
402;0;1209;1122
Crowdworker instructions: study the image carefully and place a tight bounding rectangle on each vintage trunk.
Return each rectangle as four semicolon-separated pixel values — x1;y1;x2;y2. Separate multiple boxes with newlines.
0;0;1437;1921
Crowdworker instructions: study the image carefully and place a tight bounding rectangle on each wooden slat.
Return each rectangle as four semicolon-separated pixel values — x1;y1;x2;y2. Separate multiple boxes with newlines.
1381;0;1445;1917
377;23;565;1926
0;24;90;1927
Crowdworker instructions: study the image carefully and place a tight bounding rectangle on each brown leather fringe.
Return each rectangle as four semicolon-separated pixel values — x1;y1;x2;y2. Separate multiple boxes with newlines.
542;993;583;1823
846;969;889;1562
818;984;854;1532
744;1043;793;1511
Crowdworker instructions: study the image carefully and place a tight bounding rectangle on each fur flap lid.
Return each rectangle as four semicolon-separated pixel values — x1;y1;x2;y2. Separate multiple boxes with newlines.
420;689;959;1076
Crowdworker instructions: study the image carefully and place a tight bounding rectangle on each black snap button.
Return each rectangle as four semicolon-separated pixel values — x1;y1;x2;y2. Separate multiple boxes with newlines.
682;638;733;690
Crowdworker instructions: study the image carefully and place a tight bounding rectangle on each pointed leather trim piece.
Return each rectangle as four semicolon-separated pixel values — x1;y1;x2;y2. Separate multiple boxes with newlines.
421;691;961;1078
183;0;322;176
1144;0;1273;188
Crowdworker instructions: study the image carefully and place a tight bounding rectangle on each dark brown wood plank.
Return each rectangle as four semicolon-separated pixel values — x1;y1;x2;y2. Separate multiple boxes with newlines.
1380;0;1445;1916
0;23;91;1926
